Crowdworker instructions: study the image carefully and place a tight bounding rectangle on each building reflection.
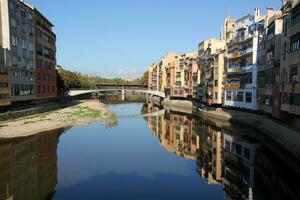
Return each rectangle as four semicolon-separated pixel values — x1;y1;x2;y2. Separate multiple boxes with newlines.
0;129;62;200
144;103;300;200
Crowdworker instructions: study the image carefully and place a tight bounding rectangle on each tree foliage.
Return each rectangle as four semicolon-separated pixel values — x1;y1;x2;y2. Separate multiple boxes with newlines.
57;66;148;91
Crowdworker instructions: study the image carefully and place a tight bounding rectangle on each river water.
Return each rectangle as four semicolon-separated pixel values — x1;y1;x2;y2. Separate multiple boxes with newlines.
0;102;299;200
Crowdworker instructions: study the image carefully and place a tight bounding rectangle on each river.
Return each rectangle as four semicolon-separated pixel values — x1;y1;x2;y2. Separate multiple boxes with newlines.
0;102;299;200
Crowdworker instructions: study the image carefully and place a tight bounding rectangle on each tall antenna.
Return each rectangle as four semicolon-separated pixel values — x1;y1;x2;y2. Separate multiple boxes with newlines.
228;8;232;19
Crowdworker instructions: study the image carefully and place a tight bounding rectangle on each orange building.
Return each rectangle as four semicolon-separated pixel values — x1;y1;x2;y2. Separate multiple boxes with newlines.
34;8;57;100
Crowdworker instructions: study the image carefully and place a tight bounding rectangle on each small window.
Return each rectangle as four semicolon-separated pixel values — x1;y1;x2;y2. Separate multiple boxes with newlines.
246;92;252;103
244;148;250;160
237;92;244;102
0;82;8;88
233;91;237;101
226;91;232;101
236;144;242;155
225;140;230;151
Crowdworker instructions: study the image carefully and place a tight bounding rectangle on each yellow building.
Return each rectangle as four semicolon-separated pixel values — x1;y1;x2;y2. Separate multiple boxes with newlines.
198;39;226;104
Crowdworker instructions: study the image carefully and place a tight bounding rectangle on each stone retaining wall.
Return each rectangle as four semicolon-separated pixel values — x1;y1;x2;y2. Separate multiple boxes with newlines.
0;104;59;122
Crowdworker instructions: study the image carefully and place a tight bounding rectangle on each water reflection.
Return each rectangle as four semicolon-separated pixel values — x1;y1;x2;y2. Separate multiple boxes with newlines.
0;102;299;200
143;102;300;200
0;129;63;200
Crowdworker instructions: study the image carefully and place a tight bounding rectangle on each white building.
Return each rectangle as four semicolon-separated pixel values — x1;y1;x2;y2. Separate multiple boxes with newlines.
0;0;36;102
224;9;271;110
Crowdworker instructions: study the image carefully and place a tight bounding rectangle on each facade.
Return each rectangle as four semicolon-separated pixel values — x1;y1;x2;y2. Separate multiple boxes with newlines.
281;0;300;125
0;0;36;103
0;0;56;107
198;39;226;104
171;52;198;98
148;63;159;91
224;9;267;110
34;8;57;100
257;10;283;118
0;49;11;106
160;52;177;94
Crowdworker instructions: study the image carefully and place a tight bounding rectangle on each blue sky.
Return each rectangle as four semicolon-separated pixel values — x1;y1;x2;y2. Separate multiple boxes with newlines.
27;0;281;78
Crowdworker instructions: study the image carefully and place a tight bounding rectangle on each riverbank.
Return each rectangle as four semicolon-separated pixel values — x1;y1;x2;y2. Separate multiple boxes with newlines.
0;100;117;138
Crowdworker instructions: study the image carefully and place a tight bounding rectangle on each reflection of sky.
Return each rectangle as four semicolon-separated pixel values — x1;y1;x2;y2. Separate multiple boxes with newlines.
107;103;145;116
57;119;192;188
55;103;224;199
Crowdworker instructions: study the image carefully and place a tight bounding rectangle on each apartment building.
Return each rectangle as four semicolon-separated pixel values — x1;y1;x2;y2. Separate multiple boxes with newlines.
160;52;177;94
281;0;300;124
34;8;57;100
224;9;270;110
0;0;36;104
172;52;198;99
198;39;226;104
257;10;283;118
148;63;158;91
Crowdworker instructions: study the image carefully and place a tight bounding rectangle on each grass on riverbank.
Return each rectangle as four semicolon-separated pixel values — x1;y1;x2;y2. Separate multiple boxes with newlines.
0;103;109;128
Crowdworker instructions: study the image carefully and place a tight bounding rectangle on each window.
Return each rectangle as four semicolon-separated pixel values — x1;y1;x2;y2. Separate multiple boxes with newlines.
233;91;237;101
0;82;8;88
283;43;287;61
0;67;8;75
246;92;252;103
9;2;16;11
237;92;244;102
13;84;20;96
236;144;242;155
244;166;250;180
292;11;300;26
38;85;41;94
290;39;300;52
226;91;232;101
225;140;230;151
42;86;46;93
28;13;33;20
215;92;218;100
214;80;218;87
0;93;9;99
244;148;250;160
290;66;298;84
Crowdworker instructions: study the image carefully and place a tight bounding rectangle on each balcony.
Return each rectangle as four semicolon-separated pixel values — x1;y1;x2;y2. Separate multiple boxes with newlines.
241;47;253;55
240;65;254;72
228;67;241;73
281;104;300;116
0;49;11;66
224;81;242;89
288;22;300;37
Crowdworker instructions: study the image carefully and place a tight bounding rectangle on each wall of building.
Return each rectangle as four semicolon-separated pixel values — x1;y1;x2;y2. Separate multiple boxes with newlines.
35;10;57;100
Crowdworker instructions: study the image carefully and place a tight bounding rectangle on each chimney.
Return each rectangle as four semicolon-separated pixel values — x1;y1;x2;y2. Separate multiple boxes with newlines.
254;8;260;17
254;8;261;22
267;7;274;17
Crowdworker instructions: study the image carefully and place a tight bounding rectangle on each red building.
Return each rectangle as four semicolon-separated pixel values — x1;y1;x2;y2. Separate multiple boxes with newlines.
34;9;57;100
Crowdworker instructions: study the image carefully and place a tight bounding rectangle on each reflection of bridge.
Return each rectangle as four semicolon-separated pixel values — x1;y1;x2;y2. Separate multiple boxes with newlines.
69;84;165;99
117;109;165;119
